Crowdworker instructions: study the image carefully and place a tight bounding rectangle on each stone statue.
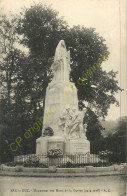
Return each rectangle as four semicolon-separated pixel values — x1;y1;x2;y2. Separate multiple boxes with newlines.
51;40;71;82
59;105;72;137
54;40;67;61
69;108;87;139
59;107;87;139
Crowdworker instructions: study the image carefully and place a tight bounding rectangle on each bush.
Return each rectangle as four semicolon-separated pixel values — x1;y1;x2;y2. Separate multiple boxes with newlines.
47;148;63;158
22;156;40;167
59;161;112;168
99;150;112;160
6;161;16;167
65;162;73;168
6;159;48;168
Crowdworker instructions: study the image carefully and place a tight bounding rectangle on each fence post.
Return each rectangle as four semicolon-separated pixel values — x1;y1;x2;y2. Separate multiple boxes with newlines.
87;152;90;163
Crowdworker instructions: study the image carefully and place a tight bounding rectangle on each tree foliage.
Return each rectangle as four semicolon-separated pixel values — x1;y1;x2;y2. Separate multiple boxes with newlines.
100;117;127;162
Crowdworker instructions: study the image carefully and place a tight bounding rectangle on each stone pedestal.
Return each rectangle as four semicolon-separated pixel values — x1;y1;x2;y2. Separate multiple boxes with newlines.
36;136;65;154
36;137;90;155
65;139;90;155
48;136;65;152
36;137;49;154
43;81;78;135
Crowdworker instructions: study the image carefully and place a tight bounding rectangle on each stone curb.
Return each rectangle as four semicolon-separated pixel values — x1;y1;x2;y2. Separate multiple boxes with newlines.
0;164;126;175
0;170;126;178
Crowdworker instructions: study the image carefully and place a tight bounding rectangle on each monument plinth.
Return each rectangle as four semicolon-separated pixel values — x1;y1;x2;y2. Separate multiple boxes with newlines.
65;139;90;155
36;40;90;155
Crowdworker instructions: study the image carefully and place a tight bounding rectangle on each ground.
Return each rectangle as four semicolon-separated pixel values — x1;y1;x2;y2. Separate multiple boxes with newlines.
0;175;126;196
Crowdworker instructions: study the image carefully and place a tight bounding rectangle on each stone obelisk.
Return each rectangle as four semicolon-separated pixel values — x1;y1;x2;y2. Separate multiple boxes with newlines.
42;40;78;135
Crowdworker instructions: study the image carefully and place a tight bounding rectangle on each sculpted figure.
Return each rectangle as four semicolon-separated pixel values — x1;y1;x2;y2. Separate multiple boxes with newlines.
69;108;87;139
51;40;71;82
59;105;72;137
59;106;87;139
54;40;66;61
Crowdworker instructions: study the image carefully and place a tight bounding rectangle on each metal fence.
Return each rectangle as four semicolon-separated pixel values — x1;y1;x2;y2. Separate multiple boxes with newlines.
14;153;106;168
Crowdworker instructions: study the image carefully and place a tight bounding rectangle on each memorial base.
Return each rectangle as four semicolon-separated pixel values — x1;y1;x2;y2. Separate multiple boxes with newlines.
36;136;65;154
65;139;90;155
36;137;49;154
36;137;90;155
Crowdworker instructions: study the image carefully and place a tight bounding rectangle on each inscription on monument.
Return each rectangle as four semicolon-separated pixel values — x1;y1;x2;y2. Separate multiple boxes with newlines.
69;140;90;154
48;141;65;152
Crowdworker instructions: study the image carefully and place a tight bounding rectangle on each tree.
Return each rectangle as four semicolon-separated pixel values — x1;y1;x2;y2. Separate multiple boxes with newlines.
17;4;68;110
85;108;104;153
100;117;127;162
110;117;127;162
0;16;34;157
0;15;22;159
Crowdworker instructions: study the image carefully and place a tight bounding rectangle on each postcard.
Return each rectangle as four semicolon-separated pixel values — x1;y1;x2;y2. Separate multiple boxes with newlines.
0;0;126;195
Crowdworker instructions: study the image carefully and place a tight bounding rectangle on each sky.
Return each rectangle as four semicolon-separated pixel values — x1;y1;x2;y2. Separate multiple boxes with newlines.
0;0;126;120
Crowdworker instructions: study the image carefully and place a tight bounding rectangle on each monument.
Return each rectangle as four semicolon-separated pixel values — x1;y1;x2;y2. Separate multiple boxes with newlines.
36;40;90;155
